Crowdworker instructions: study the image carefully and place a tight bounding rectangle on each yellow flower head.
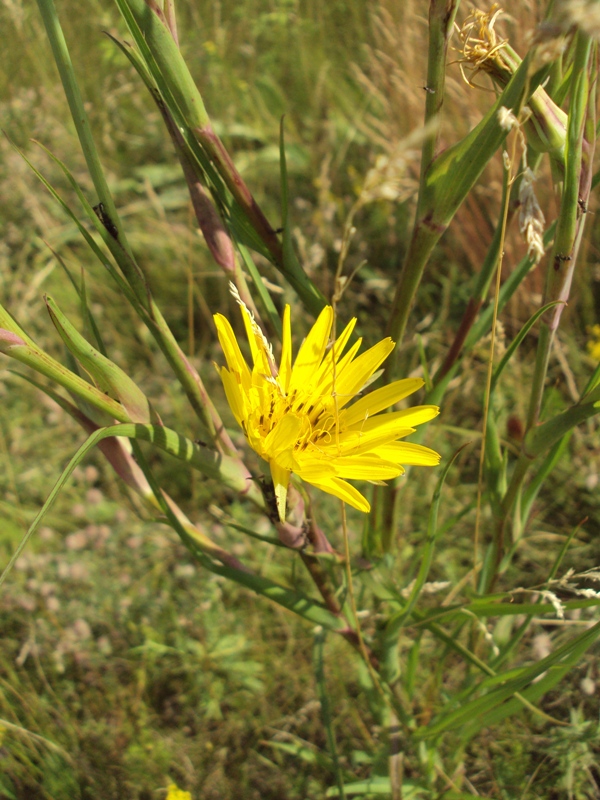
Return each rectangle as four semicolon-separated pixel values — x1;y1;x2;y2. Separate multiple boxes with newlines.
214;298;440;521
587;324;600;361
165;784;192;800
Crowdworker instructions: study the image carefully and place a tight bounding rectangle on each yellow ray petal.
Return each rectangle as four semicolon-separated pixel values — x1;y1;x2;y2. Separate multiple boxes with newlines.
263;413;303;460
341;378;425;427
311;337;363;407
270;460;291;521
333;339;395;407
279;304;292;392
336;428;415;456
289;306;334;391
293;460;336;481
215;302;440;511
373;441;441;466
333;318;357;362
329;338;362;380
239;304;273;377
220;367;246;426
240;304;260;363
333;454;404;481
292;461;335;483
306;476;371;512
213;314;251;389
334;417;422;453
312;317;357;388
349;406;440;434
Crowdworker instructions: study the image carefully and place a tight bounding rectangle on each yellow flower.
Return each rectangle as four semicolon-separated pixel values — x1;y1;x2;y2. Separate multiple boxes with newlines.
214;300;440;521
166;784;192;800
587;324;600;361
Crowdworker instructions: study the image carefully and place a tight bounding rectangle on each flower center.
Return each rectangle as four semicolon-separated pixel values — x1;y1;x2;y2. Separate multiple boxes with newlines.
252;380;340;456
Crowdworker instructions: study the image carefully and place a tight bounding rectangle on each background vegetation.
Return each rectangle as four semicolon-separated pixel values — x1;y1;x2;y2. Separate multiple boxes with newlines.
1;0;600;798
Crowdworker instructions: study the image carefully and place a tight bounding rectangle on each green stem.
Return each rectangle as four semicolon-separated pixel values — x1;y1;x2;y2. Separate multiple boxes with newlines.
488;35;595;579
313;630;346;799
36;0;135;266
526;33;593;429
36;0;241;454
525;322;553;430
300;552;344;621
421;0;461;174
385;0;459;358
118;0;327;318
485;453;530;590
386;222;443;360
435;169;511;382
386;45;547;366
0;307;129;422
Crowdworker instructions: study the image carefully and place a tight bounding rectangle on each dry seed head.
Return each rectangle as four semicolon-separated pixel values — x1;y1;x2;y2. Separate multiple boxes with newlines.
401;579;450;599
527;23;570;69
539;590;565;619
462;611;500;656
494;318;507;356
498;105;519;131
560;0;600;39
228;280;244;306
518;167;546;263
360;153;416;204
476;320;507;361
357;123;436;205
573;587;600;598
457;3;510;84
546;566;600;600
228;281;274;365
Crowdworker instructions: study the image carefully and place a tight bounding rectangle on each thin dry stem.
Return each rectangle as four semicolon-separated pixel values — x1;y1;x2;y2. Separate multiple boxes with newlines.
473;131;518;588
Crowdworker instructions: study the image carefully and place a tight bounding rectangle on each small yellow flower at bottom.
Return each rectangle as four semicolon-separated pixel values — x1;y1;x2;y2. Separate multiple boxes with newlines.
587;324;600;361
214;300;440;521
166;784;192;800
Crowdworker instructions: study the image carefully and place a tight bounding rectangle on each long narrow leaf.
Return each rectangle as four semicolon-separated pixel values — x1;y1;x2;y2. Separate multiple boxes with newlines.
45;296;153;423
490;301;563;393
0;431;344;633
44;242;107;356
313;629;346;797
7;137;142;310
34;140;150;304
462;619;600;737
385;445;467;639
416;619;600;739
3;423;261;588
36;0;133;256
237;243;282;339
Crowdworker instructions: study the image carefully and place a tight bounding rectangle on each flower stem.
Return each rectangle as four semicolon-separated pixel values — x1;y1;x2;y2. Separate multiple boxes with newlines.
385;0;459;360
526;32;593;430
35;0;242;456
36;0;135;263
117;0;327;319
484;35;595;587
474;144;513;589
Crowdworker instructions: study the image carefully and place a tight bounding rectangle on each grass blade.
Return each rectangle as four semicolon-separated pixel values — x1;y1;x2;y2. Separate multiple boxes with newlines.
385;445;467;639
